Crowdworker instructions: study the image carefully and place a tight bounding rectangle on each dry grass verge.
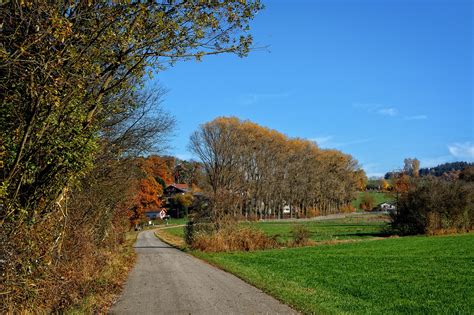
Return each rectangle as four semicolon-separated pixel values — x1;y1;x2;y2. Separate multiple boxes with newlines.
191;226;278;252
65;232;137;314
155;227;186;249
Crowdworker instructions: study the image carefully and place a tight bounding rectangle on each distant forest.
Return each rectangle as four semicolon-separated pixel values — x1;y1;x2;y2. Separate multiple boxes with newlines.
385;162;473;179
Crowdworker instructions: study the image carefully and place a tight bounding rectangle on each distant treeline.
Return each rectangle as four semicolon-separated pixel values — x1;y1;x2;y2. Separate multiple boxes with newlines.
385;162;473;179
189;117;365;219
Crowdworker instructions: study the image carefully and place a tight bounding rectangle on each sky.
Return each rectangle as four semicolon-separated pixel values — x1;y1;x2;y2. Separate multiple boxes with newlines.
152;0;473;177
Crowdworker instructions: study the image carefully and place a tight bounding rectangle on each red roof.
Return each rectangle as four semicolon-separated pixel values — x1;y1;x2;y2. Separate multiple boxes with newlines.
169;183;190;191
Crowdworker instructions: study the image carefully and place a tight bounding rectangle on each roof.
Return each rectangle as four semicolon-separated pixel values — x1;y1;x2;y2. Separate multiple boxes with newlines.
166;183;190;192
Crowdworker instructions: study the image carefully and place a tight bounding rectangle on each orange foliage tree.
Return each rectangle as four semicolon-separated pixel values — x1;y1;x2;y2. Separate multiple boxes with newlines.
394;174;411;194
141;155;175;186
128;176;163;226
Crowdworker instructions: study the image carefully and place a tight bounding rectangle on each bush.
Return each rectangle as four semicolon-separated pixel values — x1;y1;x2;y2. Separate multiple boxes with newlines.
184;220;214;246
340;204;356;213
290;224;313;246
391;177;473;235
190;226;278;252
305;208;321;218
359;192;375;211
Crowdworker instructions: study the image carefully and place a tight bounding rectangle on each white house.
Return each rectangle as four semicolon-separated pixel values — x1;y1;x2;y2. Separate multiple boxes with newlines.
379;202;396;212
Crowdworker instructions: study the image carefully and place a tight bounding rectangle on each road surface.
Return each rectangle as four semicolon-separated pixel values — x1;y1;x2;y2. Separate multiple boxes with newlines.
110;229;297;315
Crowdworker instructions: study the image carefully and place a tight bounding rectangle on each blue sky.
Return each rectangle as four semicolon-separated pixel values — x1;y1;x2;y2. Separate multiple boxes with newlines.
153;0;473;177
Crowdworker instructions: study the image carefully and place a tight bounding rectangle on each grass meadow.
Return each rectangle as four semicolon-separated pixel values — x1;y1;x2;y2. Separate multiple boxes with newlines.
352;191;394;211
162;214;391;243
158;215;473;314
195;234;474;314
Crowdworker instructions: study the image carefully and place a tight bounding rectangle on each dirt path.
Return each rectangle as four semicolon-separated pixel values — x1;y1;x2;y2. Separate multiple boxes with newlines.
109;229;297;315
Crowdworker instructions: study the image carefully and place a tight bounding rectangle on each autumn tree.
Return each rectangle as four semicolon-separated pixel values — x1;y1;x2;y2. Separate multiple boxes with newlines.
354;170;368;191
189;117;362;222
380;179;390;191
174;160;204;187
1;1;262;312
403;158;420;177
128;176;163;226
359;192;376;211
1;0;262;225
140;155;175;187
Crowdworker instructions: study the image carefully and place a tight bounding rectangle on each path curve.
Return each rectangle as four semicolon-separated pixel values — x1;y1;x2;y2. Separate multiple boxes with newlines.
110;229;297;315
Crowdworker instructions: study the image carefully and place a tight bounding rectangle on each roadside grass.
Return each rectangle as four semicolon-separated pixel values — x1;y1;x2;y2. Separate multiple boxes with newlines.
159;214;390;244
66;233;137;314
155;228;186;249
194;233;474;314
352;191;394;211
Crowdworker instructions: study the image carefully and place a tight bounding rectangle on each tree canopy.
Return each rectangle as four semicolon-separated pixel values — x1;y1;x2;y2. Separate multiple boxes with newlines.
189;117;363;220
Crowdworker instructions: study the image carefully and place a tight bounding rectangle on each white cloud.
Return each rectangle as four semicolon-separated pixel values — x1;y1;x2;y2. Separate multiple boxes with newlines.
404;115;428;120
310;136;333;146
310;135;371;148
377;107;398;116
448;142;474;159
353;103;398;117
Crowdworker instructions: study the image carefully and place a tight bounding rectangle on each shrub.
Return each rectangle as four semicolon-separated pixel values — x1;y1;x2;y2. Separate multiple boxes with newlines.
190;226;278;252
359;192;375;211
184;220;214;246
391;177;473;235
340;204;356;213
306;208;321;218
290;224;313;246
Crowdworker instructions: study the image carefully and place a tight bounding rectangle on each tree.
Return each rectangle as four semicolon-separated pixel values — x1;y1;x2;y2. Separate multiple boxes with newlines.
460;166;474;182
380;179;390;191
141;155;175;186
391;177;473;235
1;2;262;311
394;174;411;194
169;193;194;218
354;170;368;191
189;117;361;222
359;192;375;211
1;0;262;224
403;158;420;177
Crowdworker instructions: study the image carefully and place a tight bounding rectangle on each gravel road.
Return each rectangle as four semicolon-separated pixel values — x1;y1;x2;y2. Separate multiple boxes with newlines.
109;229;297;315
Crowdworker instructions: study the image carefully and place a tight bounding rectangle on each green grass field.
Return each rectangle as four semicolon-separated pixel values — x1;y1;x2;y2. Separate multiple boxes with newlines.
195;234;474;314
162;215;390;243
352;191;394;211
246;216;390;242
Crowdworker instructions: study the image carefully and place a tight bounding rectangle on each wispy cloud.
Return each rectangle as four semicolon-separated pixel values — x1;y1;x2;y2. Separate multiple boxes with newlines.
448;142;474;159
404;114;428;120
377;107;398;116
310;136;333;146
239;92;289;106
310;135;371;148
353;103;398;117
418;142;474;168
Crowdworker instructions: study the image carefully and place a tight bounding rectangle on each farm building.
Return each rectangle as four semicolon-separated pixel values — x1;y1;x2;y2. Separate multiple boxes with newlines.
378;202;396;212
164;183;191;197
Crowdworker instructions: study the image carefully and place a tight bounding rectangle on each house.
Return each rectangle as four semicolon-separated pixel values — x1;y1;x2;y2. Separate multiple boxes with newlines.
378;202;396;212
144;210;161;220
164;183;190;197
